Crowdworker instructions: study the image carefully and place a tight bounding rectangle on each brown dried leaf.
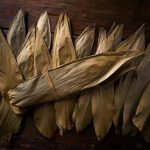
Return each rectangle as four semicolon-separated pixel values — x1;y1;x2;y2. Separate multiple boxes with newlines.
7;10;26;57
33;30;56;139
122;40;150;136
51;14;76;133
91;24;123;141
36;11;51;50
115;24;144;52
72;26;95;132
133;82;150;142
113;25;145;134
17;26;36;80
75;26;95;58
8;51;143;108
0;29;23;144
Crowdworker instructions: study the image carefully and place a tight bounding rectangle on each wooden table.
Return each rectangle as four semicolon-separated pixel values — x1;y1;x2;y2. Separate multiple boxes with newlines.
0;0;150;149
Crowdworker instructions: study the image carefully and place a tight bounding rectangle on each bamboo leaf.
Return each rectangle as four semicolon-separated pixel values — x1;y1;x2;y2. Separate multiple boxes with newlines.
91;24;123;141
51;14;77;133
122;37;150;136
37;11;51;50
72;26;95;132
133;82;150;142
75;26;95;58
115;24;144;52
0;29;23;144
33;30;56;139
113;25;145;134
8;51;143;107
7;10;26;57
17;26;36;80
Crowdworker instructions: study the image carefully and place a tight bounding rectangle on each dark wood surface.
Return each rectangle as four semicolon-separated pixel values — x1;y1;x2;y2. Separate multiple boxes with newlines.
0;0;150;149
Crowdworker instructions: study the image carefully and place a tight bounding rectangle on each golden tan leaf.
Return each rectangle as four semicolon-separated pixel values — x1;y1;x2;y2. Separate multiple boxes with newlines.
8;51;143;107
113;25;145;134
51;14;77;133
33;29;56;139
72;26;95;132
36;11;51;50
0;29;23;144
7;10;26;57
91;24;123;141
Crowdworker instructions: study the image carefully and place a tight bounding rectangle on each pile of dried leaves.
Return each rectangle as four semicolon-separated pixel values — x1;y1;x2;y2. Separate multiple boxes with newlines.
0;10;149;145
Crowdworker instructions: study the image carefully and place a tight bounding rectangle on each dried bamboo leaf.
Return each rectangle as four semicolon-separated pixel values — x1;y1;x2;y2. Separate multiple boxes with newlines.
115;24;144;52
51;14;77;133
72;26;95;132
73;24;123;133
75;26;95;58
108;22;117;35
11;26;36;115
133;83;150;142
0;29;23;144
91;24;123;141
122;41;150;136
51;14;76;68
17;26;36;80
96;24;123;55
92;82;114;141
73;90;92;132
7;10;26;57
8;51;143;108
113;25;145;134
37;11;51;49
33;30;56;139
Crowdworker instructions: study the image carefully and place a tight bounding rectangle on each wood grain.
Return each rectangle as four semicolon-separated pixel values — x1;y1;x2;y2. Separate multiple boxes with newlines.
0;0;150;149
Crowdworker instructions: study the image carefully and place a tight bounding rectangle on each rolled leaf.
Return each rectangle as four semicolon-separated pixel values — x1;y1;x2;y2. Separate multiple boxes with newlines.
51;14;76;133
0;29;24;144
8;51;143;107
7;10;26;57
72;26;95;132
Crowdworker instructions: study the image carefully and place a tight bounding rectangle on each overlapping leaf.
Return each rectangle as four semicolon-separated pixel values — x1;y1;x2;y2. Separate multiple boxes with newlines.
7;10;26;57
0;29;24;144
113;25;145;134
51;14;77;133
33;12;56;139
8;51;143;108
91;24;124;141
72;26;95;132
36;11;51;50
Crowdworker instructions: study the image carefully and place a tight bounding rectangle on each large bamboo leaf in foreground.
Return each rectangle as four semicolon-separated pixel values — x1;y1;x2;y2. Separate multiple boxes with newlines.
8;51;143;107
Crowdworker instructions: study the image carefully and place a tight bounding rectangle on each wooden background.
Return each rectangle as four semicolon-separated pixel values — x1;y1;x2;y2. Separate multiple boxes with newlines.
0;0;150;149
